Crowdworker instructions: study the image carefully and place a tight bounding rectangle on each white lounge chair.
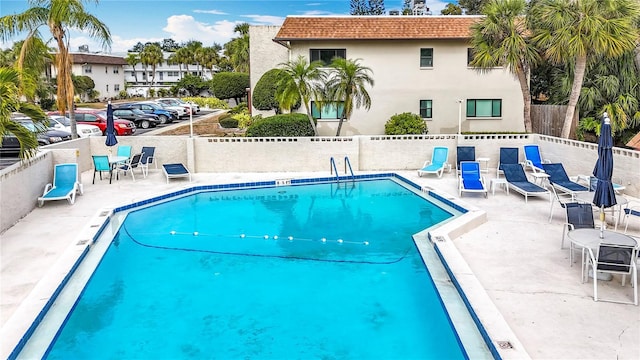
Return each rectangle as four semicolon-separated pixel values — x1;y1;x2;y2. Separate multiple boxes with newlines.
162;163;191;183
417;146;450;178
37;163;82;207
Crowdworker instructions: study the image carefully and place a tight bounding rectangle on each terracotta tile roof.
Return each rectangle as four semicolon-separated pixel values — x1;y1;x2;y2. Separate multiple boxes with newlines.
274;16;482;41
70;53;127;65
626;132;640;150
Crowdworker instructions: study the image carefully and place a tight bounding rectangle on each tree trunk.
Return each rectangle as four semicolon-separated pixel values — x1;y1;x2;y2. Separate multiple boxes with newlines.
515;65;532;133
561;55;587;139
335;117;345;136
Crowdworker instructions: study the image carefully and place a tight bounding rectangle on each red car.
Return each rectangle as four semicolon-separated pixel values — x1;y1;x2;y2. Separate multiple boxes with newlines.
48;109;136;136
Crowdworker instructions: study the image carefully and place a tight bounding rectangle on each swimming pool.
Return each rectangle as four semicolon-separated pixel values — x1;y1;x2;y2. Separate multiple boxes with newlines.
15;176;496;359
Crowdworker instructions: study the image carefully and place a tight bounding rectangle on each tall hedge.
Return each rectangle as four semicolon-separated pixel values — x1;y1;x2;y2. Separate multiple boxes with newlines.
245;113;315;137
253;69;284;112
209;72;249;103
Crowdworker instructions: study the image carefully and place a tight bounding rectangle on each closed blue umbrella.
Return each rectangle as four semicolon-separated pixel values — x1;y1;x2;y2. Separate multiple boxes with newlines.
592;112;616;238
105;101;118;147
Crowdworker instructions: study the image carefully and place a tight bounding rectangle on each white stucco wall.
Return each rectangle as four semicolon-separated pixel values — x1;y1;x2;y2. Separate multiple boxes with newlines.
249;26;290;117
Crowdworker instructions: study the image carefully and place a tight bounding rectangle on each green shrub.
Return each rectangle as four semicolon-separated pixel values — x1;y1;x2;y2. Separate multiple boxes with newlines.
232;113;252;129
219;115;239;128
246;113;314;137
253;68;285;112
183;97;229;110
384;112;427;135
229;102;248;115
39;98;56;110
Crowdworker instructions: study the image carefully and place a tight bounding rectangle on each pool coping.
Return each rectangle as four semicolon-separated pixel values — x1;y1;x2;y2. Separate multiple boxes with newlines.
2;173;530;359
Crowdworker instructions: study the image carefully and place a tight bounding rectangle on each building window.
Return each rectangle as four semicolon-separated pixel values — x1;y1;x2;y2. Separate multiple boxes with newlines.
310;49;346;66
106;84;109;92
159;72;163;80
466;99;502;118
105;66;108;73
311;101;345;119
114;84;120;91
168;71;179;76
467;48;476;66
419;100;432;119
420;48;433;67
83;65;92;74
113;67;119;74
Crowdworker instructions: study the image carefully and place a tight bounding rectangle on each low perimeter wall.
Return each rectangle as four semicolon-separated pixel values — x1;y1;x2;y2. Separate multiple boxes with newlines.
2;133;639;233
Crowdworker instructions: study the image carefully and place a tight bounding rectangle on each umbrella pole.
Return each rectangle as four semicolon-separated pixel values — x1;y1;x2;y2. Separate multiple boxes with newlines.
599;206;605;238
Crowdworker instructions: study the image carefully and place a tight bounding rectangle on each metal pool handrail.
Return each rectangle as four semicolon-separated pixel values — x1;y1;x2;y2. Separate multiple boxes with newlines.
329;157;340;183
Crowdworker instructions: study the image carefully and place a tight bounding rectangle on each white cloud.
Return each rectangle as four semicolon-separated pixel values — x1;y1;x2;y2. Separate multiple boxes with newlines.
162;15;239;46
193;9;227;15
241;15;285;25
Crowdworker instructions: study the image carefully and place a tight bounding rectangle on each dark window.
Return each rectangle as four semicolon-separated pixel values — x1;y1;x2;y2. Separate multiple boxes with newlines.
310;49;346;66
419;100;432;118
466;99;502;118
311;101;345;119
467;48;476;66
420;48;433;67
84;114;99;123
113;67;119;74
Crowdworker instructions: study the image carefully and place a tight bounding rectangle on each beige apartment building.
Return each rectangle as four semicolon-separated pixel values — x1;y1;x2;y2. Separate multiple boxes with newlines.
249;16;525;136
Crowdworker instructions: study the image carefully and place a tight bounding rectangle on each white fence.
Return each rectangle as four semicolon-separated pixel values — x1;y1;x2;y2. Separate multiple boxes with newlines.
2;133;638;233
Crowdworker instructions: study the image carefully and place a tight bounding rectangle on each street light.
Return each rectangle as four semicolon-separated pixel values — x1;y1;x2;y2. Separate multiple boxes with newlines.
189;103;194;138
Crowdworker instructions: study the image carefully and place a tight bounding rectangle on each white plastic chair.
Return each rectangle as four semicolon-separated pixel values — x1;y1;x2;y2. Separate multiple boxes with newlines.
586;243;638;305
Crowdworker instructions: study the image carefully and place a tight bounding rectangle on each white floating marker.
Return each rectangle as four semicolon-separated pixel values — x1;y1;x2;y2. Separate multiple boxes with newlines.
240;234;246;238
170;230;176;235
193;232;199;236
337;239;344;244
264;235;269;239
363;241;369;245
321;237;327;243
288;236;294;241
273;235;279;240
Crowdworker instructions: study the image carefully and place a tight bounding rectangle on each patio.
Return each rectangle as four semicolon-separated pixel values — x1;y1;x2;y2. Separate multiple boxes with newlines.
1;164;639;359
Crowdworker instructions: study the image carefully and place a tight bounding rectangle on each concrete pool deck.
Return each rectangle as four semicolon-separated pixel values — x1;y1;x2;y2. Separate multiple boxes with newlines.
1;168;639;359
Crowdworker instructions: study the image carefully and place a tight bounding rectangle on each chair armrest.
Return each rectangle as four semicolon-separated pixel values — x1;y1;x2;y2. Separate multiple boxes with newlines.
42;183;52;196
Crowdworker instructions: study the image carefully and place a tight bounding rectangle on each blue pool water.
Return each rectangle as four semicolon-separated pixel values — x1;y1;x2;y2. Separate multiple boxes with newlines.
44;179;467;359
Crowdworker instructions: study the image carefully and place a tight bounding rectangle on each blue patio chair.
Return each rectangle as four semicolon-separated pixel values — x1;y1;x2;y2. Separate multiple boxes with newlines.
458;161;487;198
456;146;475;174
140;146;157;177
116;145;132;159
163;163;191;183
37;163;82;207
542;163;589;195
92;155;113;184
502;163;549;203
417;146;450;178
497;147;519;178
523;144;549;173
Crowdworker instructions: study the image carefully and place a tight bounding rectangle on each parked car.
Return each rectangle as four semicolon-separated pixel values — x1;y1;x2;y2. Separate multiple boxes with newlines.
114;102;177;124
48;109;136;136
112;108;161;129
156;98;199;114
143;101;188;118
47;115;103;138
1;117;72;157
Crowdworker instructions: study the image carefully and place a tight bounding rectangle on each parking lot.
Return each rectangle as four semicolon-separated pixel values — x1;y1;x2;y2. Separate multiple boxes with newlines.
0;109;216;170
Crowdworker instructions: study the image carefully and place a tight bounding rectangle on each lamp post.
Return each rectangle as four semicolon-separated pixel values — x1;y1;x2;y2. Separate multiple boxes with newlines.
457;99;463;135
246;87;252;116
189;103;194;138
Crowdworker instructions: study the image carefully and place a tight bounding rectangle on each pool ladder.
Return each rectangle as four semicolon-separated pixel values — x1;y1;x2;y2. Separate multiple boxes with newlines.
330;156;355;183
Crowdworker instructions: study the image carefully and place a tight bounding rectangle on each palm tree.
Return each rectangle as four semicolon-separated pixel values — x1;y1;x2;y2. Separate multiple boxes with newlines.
529;0;640;138
470;0;540;132
125;52;139;83
325;58;374;136
140;43;163;97
224;23;250;72
0;67;48;159
184;41;203;75
276;55;326;136
199;45;221;79
0;0;111;139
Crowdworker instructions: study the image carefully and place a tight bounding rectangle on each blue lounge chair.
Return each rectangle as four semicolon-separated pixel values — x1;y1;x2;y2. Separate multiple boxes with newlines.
502;163;549;203
417;146;450;178
458;161;487;198
163;163;191;183
497;147;519;178
542;163;589;195
37;163;82;207
456;146;475;174
523;144;549;173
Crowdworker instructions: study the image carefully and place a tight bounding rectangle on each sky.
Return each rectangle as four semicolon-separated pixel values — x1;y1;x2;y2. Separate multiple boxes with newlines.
1;0;451;54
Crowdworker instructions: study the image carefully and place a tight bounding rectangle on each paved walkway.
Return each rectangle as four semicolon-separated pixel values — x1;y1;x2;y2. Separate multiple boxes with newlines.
1;168;639;359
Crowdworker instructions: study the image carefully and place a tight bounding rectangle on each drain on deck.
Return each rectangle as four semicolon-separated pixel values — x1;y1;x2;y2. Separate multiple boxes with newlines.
76;239;90;245
497;341;513;349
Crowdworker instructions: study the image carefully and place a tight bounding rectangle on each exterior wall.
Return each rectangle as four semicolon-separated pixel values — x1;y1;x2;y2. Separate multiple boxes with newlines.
249;26;290;117
288;39;524;136
52;62;125;101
